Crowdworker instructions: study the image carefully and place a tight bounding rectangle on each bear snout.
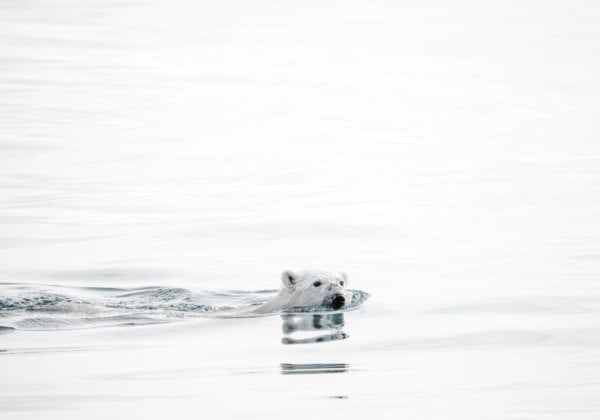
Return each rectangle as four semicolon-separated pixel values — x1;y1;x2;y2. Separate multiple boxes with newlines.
330;294;345;310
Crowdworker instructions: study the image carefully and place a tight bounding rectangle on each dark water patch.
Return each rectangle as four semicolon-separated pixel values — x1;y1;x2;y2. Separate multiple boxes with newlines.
280;363;349;375
0;326;15;334
0;346;97;357
0;292;80;311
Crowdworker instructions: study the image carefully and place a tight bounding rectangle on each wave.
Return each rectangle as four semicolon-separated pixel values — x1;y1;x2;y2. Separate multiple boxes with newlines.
0;283;369;331
0;325;16;334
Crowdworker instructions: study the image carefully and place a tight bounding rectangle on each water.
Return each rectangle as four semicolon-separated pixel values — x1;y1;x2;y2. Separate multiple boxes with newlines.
0;282;370;329
1;0;600;418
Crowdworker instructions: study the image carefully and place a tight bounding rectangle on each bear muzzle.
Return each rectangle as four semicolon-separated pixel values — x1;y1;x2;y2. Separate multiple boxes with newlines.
328;294;346;310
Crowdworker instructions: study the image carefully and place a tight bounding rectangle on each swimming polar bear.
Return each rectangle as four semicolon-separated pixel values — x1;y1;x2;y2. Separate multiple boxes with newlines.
253;269;349;314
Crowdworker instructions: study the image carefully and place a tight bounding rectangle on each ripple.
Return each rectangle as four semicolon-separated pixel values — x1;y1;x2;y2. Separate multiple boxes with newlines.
285;290;370;313
0;283;369;330
185;223;392;240
48;268;173;282
428;296;600;315
365;328;600;351
13;315;173;330
280;363;349;375
0;292;80;311
0;326;15;334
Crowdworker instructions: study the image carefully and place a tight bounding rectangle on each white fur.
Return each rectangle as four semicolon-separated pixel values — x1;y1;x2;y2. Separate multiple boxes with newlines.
253;269;349;314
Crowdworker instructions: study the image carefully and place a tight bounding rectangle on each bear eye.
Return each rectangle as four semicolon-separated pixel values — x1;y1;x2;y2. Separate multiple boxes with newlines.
340;281;345;286
313;281;322;287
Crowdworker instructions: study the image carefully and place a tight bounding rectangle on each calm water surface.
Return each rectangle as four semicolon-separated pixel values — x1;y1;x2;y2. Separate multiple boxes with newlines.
1;0;600;418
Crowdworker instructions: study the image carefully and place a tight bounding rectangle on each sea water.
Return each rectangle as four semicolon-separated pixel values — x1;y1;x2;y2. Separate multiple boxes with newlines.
1;0;600;418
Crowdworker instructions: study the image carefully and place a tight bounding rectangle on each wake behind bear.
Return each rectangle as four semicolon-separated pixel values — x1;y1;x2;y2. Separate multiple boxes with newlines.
252;269;349;314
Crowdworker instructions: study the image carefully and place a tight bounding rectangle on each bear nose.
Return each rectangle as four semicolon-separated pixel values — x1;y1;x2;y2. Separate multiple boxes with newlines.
331;294;345;310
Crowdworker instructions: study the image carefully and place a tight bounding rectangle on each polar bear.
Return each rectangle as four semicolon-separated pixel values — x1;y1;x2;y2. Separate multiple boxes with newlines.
253;269;349;314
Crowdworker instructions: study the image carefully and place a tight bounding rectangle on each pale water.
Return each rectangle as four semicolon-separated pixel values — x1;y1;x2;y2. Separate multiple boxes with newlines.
1;0;600;418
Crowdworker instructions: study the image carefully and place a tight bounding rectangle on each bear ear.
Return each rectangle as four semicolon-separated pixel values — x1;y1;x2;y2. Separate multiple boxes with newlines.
339;272;348;284
281;270;298;288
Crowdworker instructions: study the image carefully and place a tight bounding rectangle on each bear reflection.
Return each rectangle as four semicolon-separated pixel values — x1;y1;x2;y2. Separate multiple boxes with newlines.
281;313;348;345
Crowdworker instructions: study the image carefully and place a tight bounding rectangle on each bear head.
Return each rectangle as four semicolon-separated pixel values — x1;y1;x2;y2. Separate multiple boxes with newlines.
280;269;348;310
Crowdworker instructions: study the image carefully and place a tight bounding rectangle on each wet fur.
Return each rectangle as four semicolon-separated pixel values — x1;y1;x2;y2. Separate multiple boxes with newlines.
252;269;348;314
